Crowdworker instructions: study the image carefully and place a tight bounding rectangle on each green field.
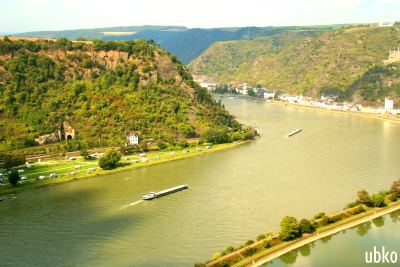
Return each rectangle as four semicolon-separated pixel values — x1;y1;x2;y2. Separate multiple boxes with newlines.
0;141;246;196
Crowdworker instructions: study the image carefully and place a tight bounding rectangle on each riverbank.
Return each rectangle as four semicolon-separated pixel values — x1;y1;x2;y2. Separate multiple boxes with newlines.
201;190;400;267
270;100;400;124
245;201;400;267
0;141;248;197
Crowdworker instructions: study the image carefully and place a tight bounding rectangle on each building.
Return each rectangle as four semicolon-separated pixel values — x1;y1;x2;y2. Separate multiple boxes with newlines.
385;98;394;113
126;132;139;146
379;22;394;27
264;91;276;99
199;82;219;91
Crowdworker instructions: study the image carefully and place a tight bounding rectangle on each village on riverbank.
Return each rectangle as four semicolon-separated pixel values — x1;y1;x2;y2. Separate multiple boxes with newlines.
197;81;399;120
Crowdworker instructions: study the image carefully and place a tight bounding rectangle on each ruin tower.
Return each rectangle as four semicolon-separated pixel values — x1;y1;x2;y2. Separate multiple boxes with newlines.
62;121;75;140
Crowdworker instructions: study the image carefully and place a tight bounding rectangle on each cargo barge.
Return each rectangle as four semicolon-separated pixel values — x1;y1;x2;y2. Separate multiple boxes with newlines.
142;184;189;200
287;128;302;137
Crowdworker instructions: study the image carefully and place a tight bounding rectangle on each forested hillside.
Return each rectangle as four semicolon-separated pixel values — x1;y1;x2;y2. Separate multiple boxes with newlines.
190;25;400;103
0;38;250;152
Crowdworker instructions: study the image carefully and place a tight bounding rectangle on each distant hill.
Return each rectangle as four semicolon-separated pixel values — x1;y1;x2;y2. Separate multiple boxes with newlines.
14;25;346;63
0;38;250;152
189;24;400;103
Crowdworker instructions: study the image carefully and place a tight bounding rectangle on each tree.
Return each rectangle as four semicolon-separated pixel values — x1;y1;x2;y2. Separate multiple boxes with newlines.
279;216;301;241
391;180;400;198
99;149;121;170
299;218;315;234
8;171;20;187
371;194;385;207
80;149;91;160
357;189;372;206
3;154;25;170
200;129;229;144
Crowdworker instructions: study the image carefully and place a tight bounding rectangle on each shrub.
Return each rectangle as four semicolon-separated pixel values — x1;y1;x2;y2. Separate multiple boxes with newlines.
225;246;234;253
243;247;257;257
158;142;167;150
319;215;333;226
99;149;121;170
256;234;266;241
245;240;254;246
263;241;271;248
8;171;20;187
389;192;398;202
313;212;325;220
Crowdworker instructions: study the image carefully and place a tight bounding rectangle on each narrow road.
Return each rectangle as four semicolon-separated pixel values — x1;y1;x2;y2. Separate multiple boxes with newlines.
248;203;400;267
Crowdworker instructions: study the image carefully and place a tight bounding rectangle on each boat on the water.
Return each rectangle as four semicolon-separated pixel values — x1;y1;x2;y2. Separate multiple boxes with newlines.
142;184;189;200
287;128;302;137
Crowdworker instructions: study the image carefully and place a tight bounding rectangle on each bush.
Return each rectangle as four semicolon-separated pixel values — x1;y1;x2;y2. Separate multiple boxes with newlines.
319;215;333;226
158;142;167;150
8;171;20;187
371;194;385;207
313;212;325;220
263;241;271;248
243;247;257;257
225;246;234;253
245;239;254;246
389;192;398;202
299;219;315;234
279;216;301;241
256;234;266;241
99;149;121;170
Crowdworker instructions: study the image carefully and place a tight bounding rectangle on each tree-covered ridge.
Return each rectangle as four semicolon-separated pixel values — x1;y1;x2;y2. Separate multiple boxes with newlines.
190;25;400;103
0;38;248;151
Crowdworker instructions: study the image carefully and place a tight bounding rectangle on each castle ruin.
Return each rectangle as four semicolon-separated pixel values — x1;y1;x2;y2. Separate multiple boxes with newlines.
384;47;400;64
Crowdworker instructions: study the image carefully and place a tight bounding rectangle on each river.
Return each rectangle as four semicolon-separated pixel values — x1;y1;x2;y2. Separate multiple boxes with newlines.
1;97;399;266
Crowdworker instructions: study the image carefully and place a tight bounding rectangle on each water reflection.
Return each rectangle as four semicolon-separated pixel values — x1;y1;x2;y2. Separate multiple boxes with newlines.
356;221;372;236
280;250;298;265
372;216;385;228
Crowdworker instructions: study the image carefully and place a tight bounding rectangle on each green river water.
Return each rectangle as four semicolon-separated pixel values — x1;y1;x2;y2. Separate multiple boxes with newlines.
1;97;399;266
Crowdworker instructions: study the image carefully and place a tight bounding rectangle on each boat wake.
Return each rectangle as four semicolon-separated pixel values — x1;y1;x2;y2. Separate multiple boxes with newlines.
119;200;143;210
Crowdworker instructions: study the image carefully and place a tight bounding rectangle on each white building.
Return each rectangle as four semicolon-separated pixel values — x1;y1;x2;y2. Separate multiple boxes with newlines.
199;82;219;91
379;22;394;27
126;132;139;146
264;91;276;99
385;98;394;113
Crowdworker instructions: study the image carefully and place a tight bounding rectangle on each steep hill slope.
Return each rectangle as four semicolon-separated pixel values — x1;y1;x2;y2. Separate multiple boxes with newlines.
190;25;400;102
0;38;248;151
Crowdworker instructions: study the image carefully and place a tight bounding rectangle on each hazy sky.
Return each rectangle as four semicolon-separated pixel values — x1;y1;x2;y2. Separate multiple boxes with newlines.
1;0;400;33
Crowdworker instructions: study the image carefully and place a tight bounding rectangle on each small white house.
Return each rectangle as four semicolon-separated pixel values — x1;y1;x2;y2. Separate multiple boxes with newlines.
264;91;276;99
385;98;394;113
126;132;139;146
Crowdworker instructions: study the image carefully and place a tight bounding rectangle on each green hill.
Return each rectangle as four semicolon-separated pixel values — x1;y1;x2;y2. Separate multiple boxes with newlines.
189;25;400;103
0;38;251;152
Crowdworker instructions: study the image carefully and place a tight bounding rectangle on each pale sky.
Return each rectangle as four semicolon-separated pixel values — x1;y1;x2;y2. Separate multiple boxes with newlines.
1;0;400;33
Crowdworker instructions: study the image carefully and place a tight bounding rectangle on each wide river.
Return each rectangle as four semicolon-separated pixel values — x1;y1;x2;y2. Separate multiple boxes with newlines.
1;97;400;267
